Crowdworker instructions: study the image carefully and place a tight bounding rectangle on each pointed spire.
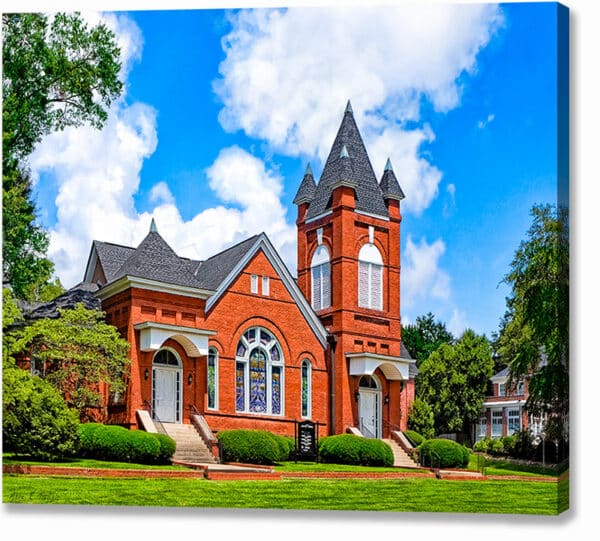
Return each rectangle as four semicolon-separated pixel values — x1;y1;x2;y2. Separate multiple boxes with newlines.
380;159;405;201
345;100;353;114
340;144;349;158
293;162;317;205
149;217;158;233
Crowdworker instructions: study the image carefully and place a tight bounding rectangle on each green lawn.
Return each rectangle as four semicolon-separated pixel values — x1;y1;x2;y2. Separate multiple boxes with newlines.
2;454;189;471
2;474;567;514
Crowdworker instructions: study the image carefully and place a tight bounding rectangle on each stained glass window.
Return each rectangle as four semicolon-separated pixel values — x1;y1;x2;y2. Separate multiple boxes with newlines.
235;326;284;415
207;348;218;410
311;245;330;311
301;360;311;418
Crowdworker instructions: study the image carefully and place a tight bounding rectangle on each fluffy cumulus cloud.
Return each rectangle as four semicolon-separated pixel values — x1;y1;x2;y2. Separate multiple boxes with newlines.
401;235;450;309
29;12;296;288
215;3;503;214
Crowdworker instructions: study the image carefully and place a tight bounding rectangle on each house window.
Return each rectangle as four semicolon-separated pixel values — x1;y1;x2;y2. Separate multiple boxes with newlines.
358;243;383;310
301;359;312;418
498;383;505;397
235;327;284;415
250;274;258;294
507;408;521;435
262;276;270;296
517;381;525;395
207;348;218;410
491;410;503;438
311;245;330;311
477;414;487;441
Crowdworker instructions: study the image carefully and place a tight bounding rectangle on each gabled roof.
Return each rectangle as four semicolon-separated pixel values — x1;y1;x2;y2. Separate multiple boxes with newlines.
305;101;388;220
91;241;136;283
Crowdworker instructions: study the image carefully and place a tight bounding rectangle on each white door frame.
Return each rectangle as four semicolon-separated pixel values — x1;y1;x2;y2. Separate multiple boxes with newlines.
358;375;382;439
152;349;182;423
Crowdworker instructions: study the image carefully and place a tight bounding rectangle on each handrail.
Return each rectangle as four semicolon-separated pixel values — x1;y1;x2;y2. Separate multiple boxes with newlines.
189;405;222;463
142;400;167;435
421;448;442;471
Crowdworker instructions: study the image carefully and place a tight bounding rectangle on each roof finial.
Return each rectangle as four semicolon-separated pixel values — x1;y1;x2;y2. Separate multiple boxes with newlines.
149;217;158;233
345;100;353;114
384;158;393;172
304;162;313;176
340;144;350;158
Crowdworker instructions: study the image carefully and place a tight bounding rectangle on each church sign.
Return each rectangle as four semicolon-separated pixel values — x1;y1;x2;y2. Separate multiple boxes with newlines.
295;420;319;461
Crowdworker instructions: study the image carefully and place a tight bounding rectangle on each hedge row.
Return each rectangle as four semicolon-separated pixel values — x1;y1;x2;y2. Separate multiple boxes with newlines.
78;423;176;464
217;429;293;465
318;434;394;467
403;430;425;447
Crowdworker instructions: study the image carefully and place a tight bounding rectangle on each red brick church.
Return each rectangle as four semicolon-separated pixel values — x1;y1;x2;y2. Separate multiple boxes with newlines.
81;102;416;440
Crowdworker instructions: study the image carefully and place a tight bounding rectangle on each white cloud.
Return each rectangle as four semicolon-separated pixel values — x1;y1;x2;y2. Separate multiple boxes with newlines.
448;308;470;338
215;4;503;213
402;235;451;309
29;13;296;288
477;113;496;129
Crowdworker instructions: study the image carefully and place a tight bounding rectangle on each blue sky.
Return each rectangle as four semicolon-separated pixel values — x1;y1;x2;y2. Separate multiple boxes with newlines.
28;2;564;340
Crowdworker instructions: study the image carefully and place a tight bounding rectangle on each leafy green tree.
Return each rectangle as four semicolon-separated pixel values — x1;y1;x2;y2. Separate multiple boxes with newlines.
2;13;123;300
496;204;569;438
2;288;24;365
402;312;454;367
12;303;130;421
3;362;80;459
417;329;494;435
407;397;435;440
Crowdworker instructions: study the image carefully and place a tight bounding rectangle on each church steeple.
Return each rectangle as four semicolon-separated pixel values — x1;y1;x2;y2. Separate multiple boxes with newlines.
304;101;387;220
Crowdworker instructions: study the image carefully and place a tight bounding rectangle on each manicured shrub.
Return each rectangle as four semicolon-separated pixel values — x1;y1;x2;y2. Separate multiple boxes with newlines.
217;429;281;465
3;365;79;460
271;434;294;461
318;434;394;467
501;434;517;456
489;438;504;456
473;438;489;453
404;430;425;447
419;438;469;468
77;423;175;464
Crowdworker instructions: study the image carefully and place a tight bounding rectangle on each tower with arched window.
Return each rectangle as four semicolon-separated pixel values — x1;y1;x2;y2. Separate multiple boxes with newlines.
294;101;416;436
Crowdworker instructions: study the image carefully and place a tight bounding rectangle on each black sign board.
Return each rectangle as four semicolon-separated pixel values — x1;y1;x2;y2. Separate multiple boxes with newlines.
295;420;318;461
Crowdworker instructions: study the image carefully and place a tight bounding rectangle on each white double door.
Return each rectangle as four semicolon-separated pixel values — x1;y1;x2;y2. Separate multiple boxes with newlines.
153;367;181;423
359;389;381;439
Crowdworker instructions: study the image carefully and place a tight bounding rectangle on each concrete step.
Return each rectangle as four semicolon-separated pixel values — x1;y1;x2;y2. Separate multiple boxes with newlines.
382;438;420;469
159;422;218;464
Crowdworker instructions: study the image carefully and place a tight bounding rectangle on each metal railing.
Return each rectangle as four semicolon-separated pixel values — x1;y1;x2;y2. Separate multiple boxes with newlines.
189;405;223;463
142;400;167;435
420;448;442;471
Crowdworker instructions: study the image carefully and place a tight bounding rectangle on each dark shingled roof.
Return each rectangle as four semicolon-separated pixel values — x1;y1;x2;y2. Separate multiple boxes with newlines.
93;241;136;282
23;284;101;321
89;224;260;293
111;231;203;289
193;235;260;290
493;366;510;378
379;158;406;200
305;102;388;220
292;163;317;205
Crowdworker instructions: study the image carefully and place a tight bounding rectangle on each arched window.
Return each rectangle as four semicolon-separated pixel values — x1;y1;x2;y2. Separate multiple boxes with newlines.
235;327;284;415
311;245;330;311
301;359;312;418
207;347;218;410
358;243;383;310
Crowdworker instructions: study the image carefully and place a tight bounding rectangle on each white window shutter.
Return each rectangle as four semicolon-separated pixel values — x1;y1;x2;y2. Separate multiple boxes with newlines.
321;263;330;309
371;264;382;309
358;261;369;307
312;266;321;310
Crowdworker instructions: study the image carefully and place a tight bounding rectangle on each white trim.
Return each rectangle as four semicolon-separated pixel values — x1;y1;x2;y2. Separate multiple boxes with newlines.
83;244;99;283
95;275;215;301
354;209;390;222
304;210;333;224
205;234;328;348
134;321;216;357
152;347;182;423
347;352;415;381
482;399;526;408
